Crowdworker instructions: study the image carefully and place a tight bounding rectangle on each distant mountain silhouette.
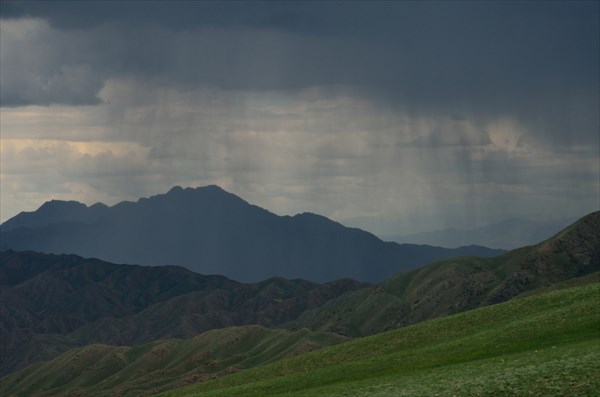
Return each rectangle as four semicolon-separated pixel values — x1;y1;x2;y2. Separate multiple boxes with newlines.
1;200;109;232
0;186;504;282
385;217;576;250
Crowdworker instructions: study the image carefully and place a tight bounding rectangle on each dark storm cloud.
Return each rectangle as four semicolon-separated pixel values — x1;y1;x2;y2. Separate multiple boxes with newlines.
2;1;598;233
2;1;597;103
1;1;598;145
0;1;330;32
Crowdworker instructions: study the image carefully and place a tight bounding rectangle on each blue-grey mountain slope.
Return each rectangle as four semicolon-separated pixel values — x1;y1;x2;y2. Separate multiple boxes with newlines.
386;217;575;250
0;186;503;282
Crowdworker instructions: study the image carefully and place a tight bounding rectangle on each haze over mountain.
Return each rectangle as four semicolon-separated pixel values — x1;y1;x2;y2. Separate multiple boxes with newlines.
0;186;503;283
2;2;598;236
287;211;600;337
385;217;576;250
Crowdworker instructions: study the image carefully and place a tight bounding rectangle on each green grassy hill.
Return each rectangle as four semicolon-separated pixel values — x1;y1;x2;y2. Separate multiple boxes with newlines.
158;281;600;397
2;212;597;396
0;326;347;397
287;211;599;336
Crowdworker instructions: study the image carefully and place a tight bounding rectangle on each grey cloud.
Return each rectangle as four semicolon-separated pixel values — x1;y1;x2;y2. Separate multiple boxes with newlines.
1;63;104;107
2;1;597;148
1;1;598;230
0;19;105;106
0;1;332;33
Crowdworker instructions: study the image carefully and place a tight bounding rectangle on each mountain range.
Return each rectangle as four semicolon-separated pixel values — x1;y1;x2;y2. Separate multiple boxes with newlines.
287;211;600;336
385;217;576;249
4;271;599;396
0;250;366;376
0;185;504;282
2;211;597;386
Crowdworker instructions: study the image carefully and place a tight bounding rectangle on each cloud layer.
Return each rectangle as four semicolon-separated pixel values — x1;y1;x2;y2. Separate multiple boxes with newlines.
1;2;598;234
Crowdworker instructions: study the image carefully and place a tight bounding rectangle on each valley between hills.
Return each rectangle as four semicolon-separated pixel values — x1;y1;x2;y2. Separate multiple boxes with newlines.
0;187;598;396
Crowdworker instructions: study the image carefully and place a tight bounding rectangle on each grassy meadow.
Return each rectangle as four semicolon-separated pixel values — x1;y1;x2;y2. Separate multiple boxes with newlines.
159;282;600;396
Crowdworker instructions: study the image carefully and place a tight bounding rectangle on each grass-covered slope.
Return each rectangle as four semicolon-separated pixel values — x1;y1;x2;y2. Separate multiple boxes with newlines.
158;282;600;397
0;326;347;397
287;211;599;336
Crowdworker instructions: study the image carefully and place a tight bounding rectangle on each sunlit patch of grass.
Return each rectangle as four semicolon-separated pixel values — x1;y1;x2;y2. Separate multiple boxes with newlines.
294;341;599;397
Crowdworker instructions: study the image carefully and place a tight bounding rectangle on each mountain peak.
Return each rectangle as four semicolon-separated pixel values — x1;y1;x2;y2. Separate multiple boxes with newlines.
167;185;185;194
1;200;89;232
537;211;599;260
89;202;109;210
201;184;226;192
166;184;229;196
38;199;87;211
1;186;506;282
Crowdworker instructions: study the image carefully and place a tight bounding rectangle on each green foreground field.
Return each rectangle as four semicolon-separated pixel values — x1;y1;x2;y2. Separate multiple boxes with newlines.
0;327;347;396
159;282;600;397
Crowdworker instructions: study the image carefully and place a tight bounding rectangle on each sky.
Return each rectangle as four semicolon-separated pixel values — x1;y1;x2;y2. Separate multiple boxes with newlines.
0;1;598;235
